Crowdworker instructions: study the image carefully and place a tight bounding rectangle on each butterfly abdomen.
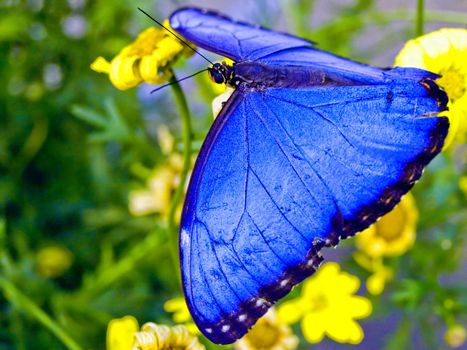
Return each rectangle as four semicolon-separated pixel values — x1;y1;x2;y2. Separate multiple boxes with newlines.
233;62;368;90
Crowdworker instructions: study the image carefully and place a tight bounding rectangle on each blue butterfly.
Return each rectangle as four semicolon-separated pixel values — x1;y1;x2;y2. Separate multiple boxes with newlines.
169;7;448;344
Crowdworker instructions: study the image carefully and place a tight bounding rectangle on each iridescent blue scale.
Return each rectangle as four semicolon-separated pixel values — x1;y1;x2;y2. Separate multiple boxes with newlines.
169;7;448;344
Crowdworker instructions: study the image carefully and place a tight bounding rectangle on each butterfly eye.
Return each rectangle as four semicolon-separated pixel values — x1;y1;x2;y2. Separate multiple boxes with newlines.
208;68;225;84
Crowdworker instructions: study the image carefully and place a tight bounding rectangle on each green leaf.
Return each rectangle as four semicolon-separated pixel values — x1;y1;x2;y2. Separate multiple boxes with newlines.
71;105;108;128
71;98;131;143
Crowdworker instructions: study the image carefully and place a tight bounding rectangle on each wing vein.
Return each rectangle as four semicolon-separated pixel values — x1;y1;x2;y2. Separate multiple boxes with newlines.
197;219;244;305
226;101;264;290
243;100;288;271
265;91;395;181
257;94;342;220
248;97;322;208
246;212;289;267
247;97;328;243
191;220;225;321
267;92;358;151
248;166;308;248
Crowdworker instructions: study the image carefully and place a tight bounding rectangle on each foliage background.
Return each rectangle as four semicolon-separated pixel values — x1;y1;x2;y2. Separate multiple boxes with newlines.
0;0;466;349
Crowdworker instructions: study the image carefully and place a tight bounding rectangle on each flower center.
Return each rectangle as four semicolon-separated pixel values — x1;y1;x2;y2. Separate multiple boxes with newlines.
310;293;329;312
376;204;406;241
437;69;465;102
247;321;280;348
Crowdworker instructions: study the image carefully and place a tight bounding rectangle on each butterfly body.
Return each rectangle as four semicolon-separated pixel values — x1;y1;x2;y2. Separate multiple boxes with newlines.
211;61;369;90
170;7;449;344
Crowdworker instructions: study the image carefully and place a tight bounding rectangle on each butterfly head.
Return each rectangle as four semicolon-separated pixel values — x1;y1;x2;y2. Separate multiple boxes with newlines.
208;62;236;86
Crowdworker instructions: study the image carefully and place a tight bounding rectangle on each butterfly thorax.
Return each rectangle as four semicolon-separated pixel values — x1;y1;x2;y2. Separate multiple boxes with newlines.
208;61;361;90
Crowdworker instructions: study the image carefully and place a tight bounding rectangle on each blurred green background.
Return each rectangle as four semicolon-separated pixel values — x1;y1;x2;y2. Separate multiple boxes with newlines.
0;1;466;349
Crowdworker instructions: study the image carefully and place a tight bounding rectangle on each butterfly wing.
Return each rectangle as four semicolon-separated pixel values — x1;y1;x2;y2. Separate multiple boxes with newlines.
257;78;447;237
181;89;336;344
170;7;312;61
171;5;448;345
181;75;447;344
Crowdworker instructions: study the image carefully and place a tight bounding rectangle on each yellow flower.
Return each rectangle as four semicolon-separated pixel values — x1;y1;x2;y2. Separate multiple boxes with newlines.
356;193;418;258
164;297;199;335
91;23;193;90
234;308;298;350
353;253;393;295
366;268;390;296
277;262;372;344
106;316;205;350
157;125;175;156
35;245;73;278
133;323;205;350
129;153;183;217
395;28;467;146
107;316;139;350
354;194;417;294
444;324;466;348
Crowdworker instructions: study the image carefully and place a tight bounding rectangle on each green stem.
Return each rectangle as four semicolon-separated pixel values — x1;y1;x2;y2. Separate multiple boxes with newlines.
416;0;425;36
76;75;193;298
167;72;193;281
0;277;82;350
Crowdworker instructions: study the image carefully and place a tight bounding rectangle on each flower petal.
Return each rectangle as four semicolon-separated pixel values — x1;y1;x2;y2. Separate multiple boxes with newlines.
416;30;453;58
394;41;427;69
109;56;141;90
212;88;235;118
164;298;187;312
335;272;360;295
440;28;467;52
277;299;304;325
326;317;365;344
343;296;373;319
301;313;326;344
107;316;139;350
367;272;386;295
91;56;111;74
139;55;160;83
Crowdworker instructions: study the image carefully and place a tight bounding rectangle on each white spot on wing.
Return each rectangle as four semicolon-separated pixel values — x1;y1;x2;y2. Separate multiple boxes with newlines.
180;229;190;248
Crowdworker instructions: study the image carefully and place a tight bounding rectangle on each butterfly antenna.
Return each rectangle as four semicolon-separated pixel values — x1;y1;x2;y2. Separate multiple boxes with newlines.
151;68;209;93
137;7;215;66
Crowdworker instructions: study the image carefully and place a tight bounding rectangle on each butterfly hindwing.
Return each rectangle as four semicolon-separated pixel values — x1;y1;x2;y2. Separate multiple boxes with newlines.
181;74;447;343
261;79;447;236
181;89;338;343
